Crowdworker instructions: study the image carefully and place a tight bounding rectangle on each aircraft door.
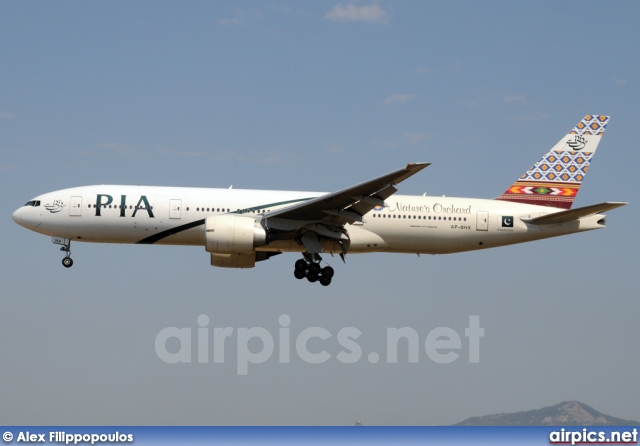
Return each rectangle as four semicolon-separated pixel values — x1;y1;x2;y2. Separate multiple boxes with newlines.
169;199;182;219
476;211;489;231
69;196;83;216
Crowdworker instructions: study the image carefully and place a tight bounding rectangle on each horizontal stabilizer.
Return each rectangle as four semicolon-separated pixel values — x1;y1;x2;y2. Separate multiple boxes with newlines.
522;202;628;225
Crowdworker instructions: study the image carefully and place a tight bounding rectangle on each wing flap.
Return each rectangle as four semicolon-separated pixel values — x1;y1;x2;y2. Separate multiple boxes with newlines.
522;202;628;225
265;163;429;222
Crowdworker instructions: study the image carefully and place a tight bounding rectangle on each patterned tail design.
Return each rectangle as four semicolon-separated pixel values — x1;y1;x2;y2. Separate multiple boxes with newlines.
496;115;610;209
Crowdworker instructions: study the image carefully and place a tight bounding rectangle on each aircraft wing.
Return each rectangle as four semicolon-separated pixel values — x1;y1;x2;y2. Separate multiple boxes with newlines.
264;162;430;223
522;202;628;225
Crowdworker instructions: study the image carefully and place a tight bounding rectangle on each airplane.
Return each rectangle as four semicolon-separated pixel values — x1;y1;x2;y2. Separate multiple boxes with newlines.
12;115;627;286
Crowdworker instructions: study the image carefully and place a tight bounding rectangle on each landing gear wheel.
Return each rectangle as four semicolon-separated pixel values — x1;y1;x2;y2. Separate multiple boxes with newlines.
321;266;334;279
62;257;73;268
296;253;336;285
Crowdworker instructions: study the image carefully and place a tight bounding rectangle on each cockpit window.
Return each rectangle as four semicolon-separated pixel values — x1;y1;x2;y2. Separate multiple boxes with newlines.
24;200;41;207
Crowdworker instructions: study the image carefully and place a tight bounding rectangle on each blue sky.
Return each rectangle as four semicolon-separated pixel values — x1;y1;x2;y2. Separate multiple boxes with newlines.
2;1;639;425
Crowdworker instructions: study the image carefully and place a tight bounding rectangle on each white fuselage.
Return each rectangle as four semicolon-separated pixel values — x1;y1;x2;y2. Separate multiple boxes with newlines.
12;185;606;256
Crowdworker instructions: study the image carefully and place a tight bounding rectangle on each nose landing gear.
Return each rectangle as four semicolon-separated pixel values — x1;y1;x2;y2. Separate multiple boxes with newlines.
293;256;335;286
53;237;74;268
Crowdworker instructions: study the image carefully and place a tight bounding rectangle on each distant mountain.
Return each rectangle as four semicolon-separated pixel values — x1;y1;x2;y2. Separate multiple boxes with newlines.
454;401;640;426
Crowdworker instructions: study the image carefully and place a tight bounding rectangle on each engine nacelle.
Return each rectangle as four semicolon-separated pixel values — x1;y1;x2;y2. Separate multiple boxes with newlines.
210;251;281;269
211;252;256;268
205;215;267;254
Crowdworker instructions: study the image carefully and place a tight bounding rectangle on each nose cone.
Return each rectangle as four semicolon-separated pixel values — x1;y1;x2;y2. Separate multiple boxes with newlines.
12;207;22;225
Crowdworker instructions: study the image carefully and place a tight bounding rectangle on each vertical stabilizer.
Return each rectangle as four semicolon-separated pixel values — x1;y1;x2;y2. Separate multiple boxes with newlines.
496;115;610;209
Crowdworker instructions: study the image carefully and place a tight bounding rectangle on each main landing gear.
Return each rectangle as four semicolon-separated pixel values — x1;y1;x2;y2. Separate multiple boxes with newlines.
293;257;335;286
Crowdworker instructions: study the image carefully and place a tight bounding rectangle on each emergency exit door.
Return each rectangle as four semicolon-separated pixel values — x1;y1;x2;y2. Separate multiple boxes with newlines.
169;199;182;219
476;211;489;231
69;196;83;216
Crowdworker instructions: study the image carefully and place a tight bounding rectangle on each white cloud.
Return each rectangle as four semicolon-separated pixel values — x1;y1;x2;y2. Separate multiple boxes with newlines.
325;143;346;153
401;133;427;144
217;17;243;26
325;3;390;24
0;111;15;119
176;150;209;158
504;94;531;106
217;9;246;26
614;78;628;86
385;94;415;104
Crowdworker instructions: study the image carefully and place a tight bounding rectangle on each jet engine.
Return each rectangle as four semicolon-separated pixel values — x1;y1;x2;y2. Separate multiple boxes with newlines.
204;215;267;254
